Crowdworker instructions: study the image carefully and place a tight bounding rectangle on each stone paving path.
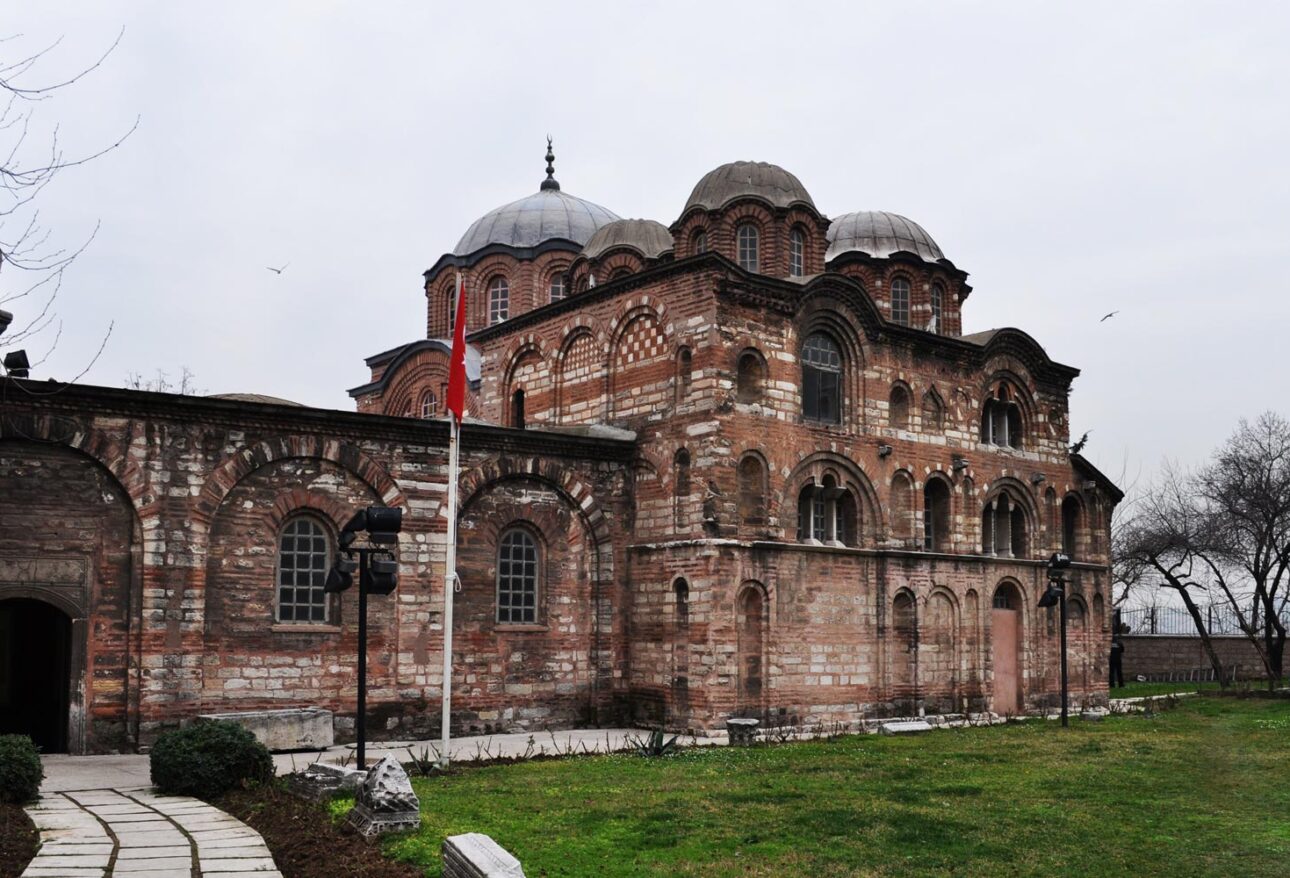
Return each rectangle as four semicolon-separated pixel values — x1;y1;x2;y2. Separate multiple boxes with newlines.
23;788;280;878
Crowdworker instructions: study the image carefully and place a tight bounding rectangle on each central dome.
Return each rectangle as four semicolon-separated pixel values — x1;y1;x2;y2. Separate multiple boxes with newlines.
683;161;816;213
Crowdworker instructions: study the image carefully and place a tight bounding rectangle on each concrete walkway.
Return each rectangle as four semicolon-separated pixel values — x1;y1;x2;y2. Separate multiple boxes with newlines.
23;789;280;878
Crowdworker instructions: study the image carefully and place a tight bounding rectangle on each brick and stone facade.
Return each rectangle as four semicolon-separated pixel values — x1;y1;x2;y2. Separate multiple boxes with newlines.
0;153;1120;753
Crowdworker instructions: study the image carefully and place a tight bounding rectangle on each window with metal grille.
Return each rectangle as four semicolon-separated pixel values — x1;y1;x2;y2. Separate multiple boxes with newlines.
736;224;759;272
488;276;510;325
496;528;538;624
801;333;842;423
789;227;805;277
277;517;330;623
891;277;910;325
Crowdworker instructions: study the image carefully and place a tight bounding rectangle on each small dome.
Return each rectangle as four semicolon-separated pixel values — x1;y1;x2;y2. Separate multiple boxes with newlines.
454;189;620;256
580;219;673;261
826;211;945;262
209;392;304;407
683;161;816;213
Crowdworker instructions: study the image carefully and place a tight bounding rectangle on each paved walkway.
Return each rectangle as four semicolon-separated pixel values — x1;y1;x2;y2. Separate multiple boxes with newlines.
23;789;279;878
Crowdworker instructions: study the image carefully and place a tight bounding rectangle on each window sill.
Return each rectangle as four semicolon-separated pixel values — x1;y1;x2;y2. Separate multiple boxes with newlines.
495;624;549;633
272;623;342;635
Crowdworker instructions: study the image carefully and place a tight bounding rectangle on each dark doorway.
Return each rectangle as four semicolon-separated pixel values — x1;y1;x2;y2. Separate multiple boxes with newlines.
0;599;72;752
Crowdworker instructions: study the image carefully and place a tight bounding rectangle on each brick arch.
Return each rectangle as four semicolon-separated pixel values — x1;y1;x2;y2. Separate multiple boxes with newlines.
457;457;612;557
264;488;362;534
0;412;152;517
384;349;452;417
556;325;607;424
196;437;404;527
501;337;548;390
981;476;1041;533
782;451;882;544
606;297;671;348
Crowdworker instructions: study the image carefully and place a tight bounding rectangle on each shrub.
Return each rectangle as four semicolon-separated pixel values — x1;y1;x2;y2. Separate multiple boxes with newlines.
150;721;274;799
0;735;44;804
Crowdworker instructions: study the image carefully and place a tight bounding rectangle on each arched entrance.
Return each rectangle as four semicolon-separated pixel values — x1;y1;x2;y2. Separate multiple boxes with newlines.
991;582;1024;715
0;598;72;752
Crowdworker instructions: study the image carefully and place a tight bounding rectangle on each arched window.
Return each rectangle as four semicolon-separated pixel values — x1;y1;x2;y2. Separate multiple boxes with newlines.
930;283;944;333
924;479;951;551
981;385;1023;449
549;273;567;303
789;227;806;277
277;517;330;623
675;348;693;403
674;449;691;532
891;277;911;326
736;223;759;272
891;472;914;542
737;454;767;527
889;385;911;430
1062;496;1081;559
736;350;764;404
982;494;1028;558
921;392;944;431
801;333;842;423
692;229;707;255
443;286;456;335
497;528;539;624
510;389;525;429
797;475;856;545
420;390;438;419
488;276;510;325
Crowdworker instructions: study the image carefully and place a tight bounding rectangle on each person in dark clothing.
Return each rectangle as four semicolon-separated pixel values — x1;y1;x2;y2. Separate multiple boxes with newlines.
1109;634;1125;689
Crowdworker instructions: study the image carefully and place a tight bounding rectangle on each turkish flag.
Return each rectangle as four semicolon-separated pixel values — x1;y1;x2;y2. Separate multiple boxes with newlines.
446;276;468;424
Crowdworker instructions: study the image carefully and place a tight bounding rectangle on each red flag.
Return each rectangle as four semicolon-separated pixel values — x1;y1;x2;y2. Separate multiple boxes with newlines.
446;276;468;424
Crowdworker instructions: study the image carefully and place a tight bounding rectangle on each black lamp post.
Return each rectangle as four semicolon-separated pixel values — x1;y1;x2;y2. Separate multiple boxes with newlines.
1038;552;1073;727
324;506;403;769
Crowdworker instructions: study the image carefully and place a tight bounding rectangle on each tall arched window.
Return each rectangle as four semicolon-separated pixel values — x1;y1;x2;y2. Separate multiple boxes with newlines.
801;333;842;423
675;348;693;404
673;449;691;532
736;223;759;272
549;273;567;303
797;475;857;545
930;283;944;333
891;277;911;326
488;276;510;325
420;390;438;419
789;227;806;277
737;454;767;527
924;479;951;551
1062;496;1081;559
692;229;707;255
277;517;330;623
889;385;911;430
891;472;914;542
736;350;765;404
981;385;1023;448
496;528;538;624
982;494;1028;558
510;389;525;429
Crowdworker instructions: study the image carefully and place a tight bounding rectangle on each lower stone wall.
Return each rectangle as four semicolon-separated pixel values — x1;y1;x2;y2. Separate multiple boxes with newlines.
1122;635;1264;680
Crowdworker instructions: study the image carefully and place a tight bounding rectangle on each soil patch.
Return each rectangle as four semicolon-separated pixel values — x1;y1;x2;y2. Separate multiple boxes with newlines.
0;802;38;878
217;784;420;878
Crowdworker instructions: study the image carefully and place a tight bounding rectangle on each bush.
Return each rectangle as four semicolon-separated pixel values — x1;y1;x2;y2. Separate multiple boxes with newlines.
150;721;274;799
0;735;43;804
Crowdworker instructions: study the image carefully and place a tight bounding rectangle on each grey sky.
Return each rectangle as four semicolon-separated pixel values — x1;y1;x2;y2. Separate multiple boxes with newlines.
5;1;1289;488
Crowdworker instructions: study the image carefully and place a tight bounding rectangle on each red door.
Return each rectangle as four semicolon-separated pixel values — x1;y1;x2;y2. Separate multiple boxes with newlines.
991;608;1020;714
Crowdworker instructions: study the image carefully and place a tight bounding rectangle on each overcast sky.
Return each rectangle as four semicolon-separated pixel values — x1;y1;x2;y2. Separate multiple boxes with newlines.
4;1;1289;489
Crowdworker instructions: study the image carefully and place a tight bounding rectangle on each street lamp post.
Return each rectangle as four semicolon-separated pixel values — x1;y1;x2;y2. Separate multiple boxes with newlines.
1039;552;1073;728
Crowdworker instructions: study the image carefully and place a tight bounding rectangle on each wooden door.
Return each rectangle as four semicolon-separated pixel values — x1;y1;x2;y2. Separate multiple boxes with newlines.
991;608;1020;714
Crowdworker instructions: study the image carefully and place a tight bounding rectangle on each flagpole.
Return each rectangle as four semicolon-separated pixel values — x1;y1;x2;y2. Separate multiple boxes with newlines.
440;270;463;769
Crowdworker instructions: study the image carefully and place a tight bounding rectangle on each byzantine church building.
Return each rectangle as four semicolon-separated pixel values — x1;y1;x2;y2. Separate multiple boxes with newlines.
0;144;1119;754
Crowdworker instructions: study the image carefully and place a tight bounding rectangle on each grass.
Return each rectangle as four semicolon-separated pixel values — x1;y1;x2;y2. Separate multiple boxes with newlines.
336;698;1290;877
1112;678;1286;699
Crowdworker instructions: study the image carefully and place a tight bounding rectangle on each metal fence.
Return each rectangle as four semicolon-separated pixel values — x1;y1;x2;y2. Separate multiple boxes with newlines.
1117;603;1290;637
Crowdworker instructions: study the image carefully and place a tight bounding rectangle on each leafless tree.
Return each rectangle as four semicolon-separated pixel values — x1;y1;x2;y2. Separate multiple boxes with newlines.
0;29;135;375
125;366;202;396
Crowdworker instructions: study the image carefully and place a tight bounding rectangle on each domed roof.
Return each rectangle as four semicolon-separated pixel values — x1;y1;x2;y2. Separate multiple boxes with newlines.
581;219;673;260
683;161;816;213
826;211;945;262
209;392;304;407
453;140;620;256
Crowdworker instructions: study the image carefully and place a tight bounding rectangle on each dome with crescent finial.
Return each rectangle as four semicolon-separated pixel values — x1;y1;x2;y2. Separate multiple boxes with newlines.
452;139;620;257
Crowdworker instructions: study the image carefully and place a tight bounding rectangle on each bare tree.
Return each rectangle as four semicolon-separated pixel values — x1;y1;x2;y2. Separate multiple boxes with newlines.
125;366;203;396
0;29;135;374
1115;463;1232;686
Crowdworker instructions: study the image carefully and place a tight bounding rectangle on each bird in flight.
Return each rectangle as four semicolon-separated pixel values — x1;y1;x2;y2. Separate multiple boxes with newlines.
1099;310;1119;322
266;263;290;275
1070;431;1091;454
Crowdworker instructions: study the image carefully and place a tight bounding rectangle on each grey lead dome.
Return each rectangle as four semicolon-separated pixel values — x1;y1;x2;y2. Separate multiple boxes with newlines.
580;219;674;260
683;161;816;213
826;211;945;263
453;189;620;257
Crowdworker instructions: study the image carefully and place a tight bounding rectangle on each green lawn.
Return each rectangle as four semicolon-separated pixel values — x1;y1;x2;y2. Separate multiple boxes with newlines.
1111;680;1229;698
345;698;1290;877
